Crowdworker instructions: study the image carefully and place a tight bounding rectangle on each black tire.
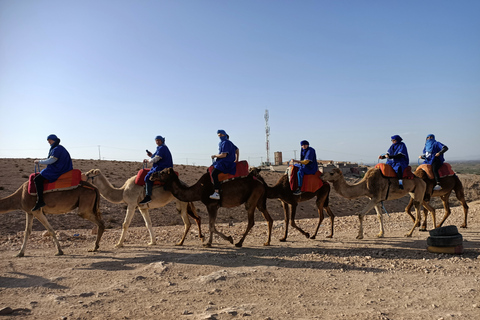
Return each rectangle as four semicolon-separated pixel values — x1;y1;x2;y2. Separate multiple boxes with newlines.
429;225;458;237
427;234;463;247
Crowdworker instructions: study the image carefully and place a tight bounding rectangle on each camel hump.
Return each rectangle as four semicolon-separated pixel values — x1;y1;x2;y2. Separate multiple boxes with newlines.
28;169;83;195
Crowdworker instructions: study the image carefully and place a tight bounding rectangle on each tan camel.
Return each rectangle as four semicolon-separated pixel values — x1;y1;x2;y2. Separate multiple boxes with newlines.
0;181;104;257
404;169;469;230
84;169;203;247
150;167;273;248
250;167;335;240
321;168;433;239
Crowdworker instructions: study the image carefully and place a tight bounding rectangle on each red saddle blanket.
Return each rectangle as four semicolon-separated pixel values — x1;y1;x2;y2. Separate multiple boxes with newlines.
417;163;455;180
28;169;83;195
208;160;249;183
135;168;173;186
287;165;324;193
374;163;414;179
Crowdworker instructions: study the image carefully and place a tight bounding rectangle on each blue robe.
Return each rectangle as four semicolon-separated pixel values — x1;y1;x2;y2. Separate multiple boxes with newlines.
386;142;409;173
145;144;173;182
213;140;237;175
40;145;73;182
422;141;446;165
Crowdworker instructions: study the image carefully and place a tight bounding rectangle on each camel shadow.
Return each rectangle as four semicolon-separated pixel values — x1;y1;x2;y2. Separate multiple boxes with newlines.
0;271;68;289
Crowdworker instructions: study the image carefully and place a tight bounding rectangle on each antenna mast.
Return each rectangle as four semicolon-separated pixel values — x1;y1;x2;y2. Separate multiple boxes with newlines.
264;109;270;165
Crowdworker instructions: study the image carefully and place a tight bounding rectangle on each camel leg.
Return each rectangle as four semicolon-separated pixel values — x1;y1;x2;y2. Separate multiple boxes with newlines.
324;207;335;238
453;182;469;228
356;200;378;239
32;210;64;256
422;201;436;230
404;198;416;223
78;210;105;253
405;200;422;237
205;206;233;247
434;193;452;228
187;202;204;242
116;205;137;248
373;204;385;238
138;208;156;246
289;203;311;239
235;203;256;248
279;201;290;242
256;204;273;246
17;212;35;257
176;202;191;246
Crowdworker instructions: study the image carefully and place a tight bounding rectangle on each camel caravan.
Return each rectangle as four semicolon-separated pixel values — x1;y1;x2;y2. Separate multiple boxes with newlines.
0;133;470;256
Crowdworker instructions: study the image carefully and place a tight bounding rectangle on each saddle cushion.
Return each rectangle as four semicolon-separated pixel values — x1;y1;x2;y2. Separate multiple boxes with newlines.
417;163;455;180
28;169;83;195
208;160;249;183
374;163;414;179
287;165;324;193
135;168;169;186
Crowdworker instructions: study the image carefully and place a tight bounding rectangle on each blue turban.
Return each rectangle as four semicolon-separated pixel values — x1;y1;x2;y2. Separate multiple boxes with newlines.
217;130;227;136
47;134;58;141
155;135;165;143
300;140;309;146
391;135;402;142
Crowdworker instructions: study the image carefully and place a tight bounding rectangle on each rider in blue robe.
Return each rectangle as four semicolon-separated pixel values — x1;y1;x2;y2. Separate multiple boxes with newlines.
379;135;409;189
420;134;448;191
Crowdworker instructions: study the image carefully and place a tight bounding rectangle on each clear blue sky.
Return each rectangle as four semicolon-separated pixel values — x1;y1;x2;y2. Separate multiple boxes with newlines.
1;0;479;167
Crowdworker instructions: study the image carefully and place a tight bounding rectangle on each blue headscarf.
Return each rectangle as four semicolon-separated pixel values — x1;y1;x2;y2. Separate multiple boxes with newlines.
217;130;228;142
47;134;60;157
391;135;402;142
425;134;435;153
300;140;309;146
155;135;165;143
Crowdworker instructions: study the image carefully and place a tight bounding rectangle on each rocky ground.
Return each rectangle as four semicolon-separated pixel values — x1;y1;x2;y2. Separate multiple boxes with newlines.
0;158;479;320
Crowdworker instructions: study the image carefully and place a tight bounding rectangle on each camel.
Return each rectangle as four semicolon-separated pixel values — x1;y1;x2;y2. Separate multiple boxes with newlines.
250;167;335;240
321;167;433;239
149;167;273;248
404;169;468;230
0;181;104;257
84;169;203;247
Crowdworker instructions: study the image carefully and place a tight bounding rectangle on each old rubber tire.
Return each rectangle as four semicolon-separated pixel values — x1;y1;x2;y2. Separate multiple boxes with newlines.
427;234;463;247
427;245;463;254
429;225;458;237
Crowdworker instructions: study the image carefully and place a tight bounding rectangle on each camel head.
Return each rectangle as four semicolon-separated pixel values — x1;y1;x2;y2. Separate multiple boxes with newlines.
84;169;102;184
321;168;344;183
248;167;262;177
149;167;176;184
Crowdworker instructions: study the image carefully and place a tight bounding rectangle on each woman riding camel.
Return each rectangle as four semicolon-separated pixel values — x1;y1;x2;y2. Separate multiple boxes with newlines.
139;135;173;204
419;134;448;191
210;130;239;200
378;135;409;189
32;134;73;211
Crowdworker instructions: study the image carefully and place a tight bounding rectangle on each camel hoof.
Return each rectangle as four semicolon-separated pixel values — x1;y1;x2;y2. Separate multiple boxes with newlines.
203;243;212;248
114;243;124;248
460;225;467;229
325;235;333;239
279;238;287;242
56;250;64;256
147;242;156;246
227;236;234;244
376;234;384;238
263;242;270;246
175;242;184;246
310;235;316;240
356;235;364;240
404;233;412;238
235;243;243;248
419;228;428;232
15;252;25;258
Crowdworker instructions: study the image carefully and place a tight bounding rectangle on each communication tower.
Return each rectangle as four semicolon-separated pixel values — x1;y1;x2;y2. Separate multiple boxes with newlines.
265;109;270;165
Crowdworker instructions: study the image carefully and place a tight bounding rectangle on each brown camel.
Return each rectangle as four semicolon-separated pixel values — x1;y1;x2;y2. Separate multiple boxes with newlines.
84;169;203;247
150;167;273;248
321;168;433;239
250;167;335;240
0;181;104;257
404;168;469;230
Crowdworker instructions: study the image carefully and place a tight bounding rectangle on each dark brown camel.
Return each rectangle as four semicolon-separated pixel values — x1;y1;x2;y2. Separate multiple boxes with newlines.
405;168;469;230
150;167;273;247
250;168;335;241
0;181;104;257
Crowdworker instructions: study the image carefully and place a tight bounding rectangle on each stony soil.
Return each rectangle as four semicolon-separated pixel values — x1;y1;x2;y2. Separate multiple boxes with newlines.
0;158;479;320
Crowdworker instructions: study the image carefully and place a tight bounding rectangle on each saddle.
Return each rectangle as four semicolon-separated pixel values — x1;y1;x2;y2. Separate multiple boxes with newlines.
374;163;414;179
417;163;455;180
287;165;324;193
28;169;83;195
208;160;249;183
135;168;174;186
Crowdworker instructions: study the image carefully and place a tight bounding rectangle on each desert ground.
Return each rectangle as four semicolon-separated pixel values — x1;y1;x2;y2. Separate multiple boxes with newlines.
0;158;479;320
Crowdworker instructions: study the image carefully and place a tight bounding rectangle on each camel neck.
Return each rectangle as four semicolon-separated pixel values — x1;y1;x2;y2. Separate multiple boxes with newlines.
0;184;24;213
93;173;126;203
